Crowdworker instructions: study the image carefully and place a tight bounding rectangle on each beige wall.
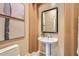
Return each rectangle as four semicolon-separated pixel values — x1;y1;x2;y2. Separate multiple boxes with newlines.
0;4;29;56
64;4;79;56
29;4;38;53
38;3;64;56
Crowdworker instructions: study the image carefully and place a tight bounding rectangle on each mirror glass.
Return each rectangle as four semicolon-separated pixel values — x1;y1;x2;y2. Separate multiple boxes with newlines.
41;7;58;33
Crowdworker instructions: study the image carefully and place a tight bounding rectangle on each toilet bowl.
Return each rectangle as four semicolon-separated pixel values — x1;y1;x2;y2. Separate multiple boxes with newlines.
77;16;79;56
77;34;79;56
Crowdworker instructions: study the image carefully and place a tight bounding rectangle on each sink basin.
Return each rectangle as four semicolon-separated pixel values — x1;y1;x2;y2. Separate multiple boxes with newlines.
38;37;58;44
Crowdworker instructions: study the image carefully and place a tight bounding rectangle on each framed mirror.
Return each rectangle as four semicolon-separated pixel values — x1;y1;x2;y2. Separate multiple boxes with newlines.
41;7;58;33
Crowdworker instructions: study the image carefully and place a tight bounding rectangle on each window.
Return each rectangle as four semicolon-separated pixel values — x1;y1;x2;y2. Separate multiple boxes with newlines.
0;3;24;41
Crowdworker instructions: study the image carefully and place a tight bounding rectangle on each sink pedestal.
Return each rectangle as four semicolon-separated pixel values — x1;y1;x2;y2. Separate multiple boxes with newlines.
38;37;58;56
46;43;51;56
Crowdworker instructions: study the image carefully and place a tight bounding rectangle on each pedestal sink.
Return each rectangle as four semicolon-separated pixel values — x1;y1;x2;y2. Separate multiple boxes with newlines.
38;37;58;56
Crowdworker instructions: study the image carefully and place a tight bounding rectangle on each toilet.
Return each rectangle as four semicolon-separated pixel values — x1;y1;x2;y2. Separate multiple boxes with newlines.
77;49;79;55
77;34;79;55
77;30;79;55
77;16;79;55
77;37;79;55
